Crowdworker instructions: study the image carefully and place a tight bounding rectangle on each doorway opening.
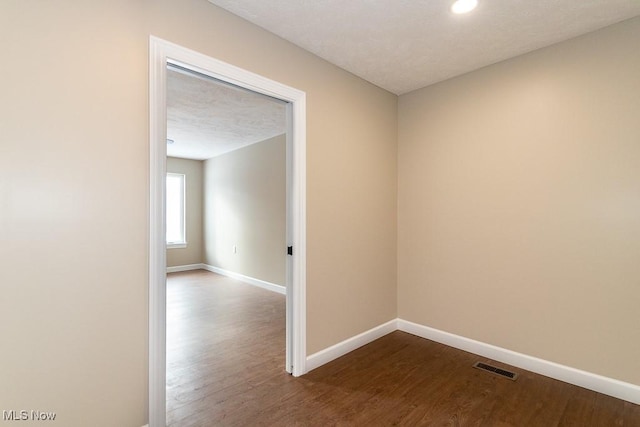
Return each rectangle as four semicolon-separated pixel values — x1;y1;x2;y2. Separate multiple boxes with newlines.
149;37;307;427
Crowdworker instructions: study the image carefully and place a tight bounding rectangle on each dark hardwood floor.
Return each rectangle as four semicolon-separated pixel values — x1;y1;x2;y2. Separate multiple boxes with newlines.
166;270;640;426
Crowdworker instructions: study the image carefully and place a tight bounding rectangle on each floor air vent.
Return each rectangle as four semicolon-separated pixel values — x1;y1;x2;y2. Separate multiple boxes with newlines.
472;362;518;380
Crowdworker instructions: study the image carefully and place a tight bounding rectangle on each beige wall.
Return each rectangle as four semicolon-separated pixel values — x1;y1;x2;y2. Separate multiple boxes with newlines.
398;17;640;385
203;135;286;285
0;1;397;425
167;157;204;268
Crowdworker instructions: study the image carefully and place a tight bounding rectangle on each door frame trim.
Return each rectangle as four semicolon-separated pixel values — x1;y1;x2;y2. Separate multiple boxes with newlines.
149;36;307;427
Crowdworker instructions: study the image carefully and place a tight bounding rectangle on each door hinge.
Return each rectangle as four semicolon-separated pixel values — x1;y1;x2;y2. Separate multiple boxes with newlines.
287;246;293;256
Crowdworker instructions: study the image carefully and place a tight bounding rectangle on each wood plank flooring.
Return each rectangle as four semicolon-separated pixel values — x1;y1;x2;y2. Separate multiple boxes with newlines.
166;270;640;426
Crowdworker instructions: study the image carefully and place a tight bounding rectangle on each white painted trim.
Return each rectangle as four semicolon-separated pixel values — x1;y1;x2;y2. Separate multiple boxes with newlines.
148;36;167;427
165;263;286;294
397;319;640;405
306;319;398;373
202;264;286;295
166;263;205;273
166;242;187;249
149;36;307;427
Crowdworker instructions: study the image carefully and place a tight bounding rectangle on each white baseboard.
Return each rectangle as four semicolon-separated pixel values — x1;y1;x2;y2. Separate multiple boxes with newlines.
166;263;205;273
397;319;640;405
306;319;397;373
202;264;286;295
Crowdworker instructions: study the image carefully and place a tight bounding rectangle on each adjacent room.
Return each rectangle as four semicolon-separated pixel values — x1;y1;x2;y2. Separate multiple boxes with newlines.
1;1;639;426
163;67;290;423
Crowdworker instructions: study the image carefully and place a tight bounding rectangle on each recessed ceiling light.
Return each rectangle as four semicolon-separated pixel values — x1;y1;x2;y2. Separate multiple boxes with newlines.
451;0;478;14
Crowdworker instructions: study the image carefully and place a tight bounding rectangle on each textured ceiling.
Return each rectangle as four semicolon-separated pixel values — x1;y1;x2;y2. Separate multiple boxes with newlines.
207;0;640;94
167;67;286;160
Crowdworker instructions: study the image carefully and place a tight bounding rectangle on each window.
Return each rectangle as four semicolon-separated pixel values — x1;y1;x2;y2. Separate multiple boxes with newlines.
166;173;186;248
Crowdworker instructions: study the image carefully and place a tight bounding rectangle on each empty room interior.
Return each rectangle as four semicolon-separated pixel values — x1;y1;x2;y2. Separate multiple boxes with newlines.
1;1;639;426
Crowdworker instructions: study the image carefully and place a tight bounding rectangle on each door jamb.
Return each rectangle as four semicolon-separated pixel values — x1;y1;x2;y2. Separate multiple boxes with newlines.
149;36;307;427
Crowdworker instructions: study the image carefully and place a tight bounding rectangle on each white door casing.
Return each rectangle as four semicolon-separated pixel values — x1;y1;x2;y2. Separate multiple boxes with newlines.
149;36;307;427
